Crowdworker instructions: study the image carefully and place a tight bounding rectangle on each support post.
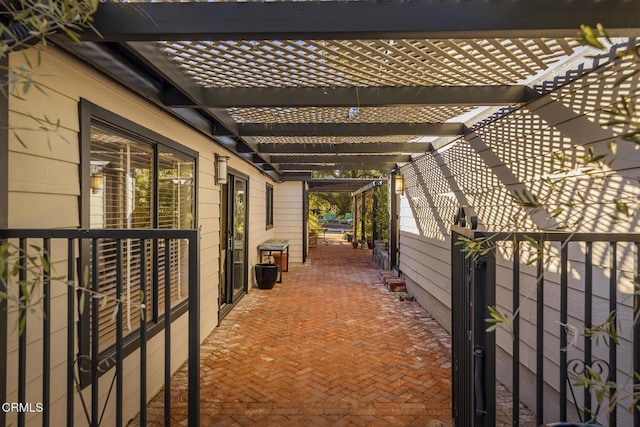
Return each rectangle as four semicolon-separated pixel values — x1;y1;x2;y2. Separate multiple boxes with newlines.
372;188;378;242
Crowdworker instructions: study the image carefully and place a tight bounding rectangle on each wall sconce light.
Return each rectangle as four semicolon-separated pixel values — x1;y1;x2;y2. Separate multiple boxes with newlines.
90;160;109;194
90;173;104;193
394;173;404;194
215;154;230;185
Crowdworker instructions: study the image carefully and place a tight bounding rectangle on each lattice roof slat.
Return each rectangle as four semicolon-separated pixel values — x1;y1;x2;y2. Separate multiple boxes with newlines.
305;40;420;87
481;39;536;76
435;40;508;85
161;38;579;89
277;40;395;87
510;39;550;69
356;40;462;87
226;106;476;124
314;40;425;87
376;40;458;86
459;40;527;81
222;40;336;87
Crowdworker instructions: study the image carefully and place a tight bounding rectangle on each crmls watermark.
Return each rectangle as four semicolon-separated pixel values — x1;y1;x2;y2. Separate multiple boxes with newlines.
1;402;44;413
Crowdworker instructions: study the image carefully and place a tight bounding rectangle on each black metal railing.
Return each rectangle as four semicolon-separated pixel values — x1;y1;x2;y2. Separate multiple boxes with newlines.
451;225;640;427
0;228;200;427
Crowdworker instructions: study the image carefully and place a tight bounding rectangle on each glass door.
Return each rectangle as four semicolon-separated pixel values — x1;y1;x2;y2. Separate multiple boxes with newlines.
220;174;248;316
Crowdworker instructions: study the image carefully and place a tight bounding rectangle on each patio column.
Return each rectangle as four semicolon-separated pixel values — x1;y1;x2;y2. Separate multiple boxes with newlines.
352;193;357;238
372;188;378;241
389;171;398;269
360;192;365;241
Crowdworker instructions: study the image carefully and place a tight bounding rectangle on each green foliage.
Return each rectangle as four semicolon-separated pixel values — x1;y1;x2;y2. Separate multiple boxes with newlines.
454;235;494;259
374;185;389;240
0;0;105;332
0;242;57;334
0;0;100;57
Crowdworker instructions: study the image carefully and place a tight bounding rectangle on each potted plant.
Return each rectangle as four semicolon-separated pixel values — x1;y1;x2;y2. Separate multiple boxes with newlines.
343;231;354;242
308;229;318;248
254;263;278;289
366;237;374;249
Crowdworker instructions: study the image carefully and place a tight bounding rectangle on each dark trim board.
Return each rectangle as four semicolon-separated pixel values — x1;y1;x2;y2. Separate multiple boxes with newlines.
77;98;199;387
165;85;536;108
236;123;465;138
259;142;431;154
84;1;640;42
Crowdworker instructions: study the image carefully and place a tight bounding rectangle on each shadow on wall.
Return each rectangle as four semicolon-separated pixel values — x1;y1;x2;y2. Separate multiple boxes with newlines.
398;47;640;425
400;52;640;244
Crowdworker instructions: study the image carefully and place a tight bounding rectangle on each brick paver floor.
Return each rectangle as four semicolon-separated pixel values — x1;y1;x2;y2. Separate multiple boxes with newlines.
136;233;453;426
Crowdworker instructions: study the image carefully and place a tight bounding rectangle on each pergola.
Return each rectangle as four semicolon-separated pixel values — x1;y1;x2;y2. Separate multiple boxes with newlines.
53;0;640;184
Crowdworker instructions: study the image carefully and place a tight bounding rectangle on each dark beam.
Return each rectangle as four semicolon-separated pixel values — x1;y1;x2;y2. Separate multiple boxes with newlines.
85;1;640;42
279;163;400;171
273;154;411;164
258;142;431;154
123;42;241;137
237;123;464;137
165;85;535;108
279;172;313;182
309;179;383;193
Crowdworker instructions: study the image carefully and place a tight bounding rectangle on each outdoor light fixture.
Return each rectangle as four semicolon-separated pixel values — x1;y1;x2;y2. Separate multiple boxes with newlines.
394;173;404;194
90;173;104;193
216;154;229;185
89;161;109;193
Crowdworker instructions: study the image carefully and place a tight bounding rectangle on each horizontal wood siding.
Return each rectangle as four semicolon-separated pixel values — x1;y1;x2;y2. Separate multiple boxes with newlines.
274;182;304;264
4;46;294;426
398;54;640;424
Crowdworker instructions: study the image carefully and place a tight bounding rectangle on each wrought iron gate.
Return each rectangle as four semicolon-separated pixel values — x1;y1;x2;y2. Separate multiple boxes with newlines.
451;221;640;426
451;225;495;427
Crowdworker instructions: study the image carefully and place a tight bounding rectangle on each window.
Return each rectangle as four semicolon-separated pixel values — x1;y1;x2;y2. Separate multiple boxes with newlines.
266;183;274;229
81;100;196;358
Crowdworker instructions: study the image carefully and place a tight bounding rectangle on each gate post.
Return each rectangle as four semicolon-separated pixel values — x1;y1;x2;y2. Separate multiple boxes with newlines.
451;225;496;427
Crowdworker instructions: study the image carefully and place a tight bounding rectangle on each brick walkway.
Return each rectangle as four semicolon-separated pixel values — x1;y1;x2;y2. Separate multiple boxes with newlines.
138;234;453;426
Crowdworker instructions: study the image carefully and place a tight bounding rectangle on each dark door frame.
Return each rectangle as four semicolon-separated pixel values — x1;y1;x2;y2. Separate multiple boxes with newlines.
219;169;249;320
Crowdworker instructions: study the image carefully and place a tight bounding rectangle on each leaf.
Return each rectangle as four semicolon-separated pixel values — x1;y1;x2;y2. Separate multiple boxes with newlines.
613;199;631;218
111;303;119;323
18;314;27;335
83;264;89;287
78;291;85;315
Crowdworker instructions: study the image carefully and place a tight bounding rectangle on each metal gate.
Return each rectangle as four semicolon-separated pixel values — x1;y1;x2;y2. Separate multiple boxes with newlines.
451;225;495;427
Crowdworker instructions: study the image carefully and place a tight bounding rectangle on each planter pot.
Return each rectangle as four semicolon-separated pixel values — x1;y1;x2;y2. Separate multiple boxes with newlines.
272;252;287;269
346;234;353;242
352;241;359;249
254;263;278;289
366;239;374;249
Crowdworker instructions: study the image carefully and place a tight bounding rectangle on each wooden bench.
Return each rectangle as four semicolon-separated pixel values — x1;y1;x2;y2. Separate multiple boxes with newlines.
258;239;290;283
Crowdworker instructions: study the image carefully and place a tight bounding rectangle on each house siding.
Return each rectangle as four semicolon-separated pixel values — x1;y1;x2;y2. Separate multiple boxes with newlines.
4;46;303;426
398;55;640;424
